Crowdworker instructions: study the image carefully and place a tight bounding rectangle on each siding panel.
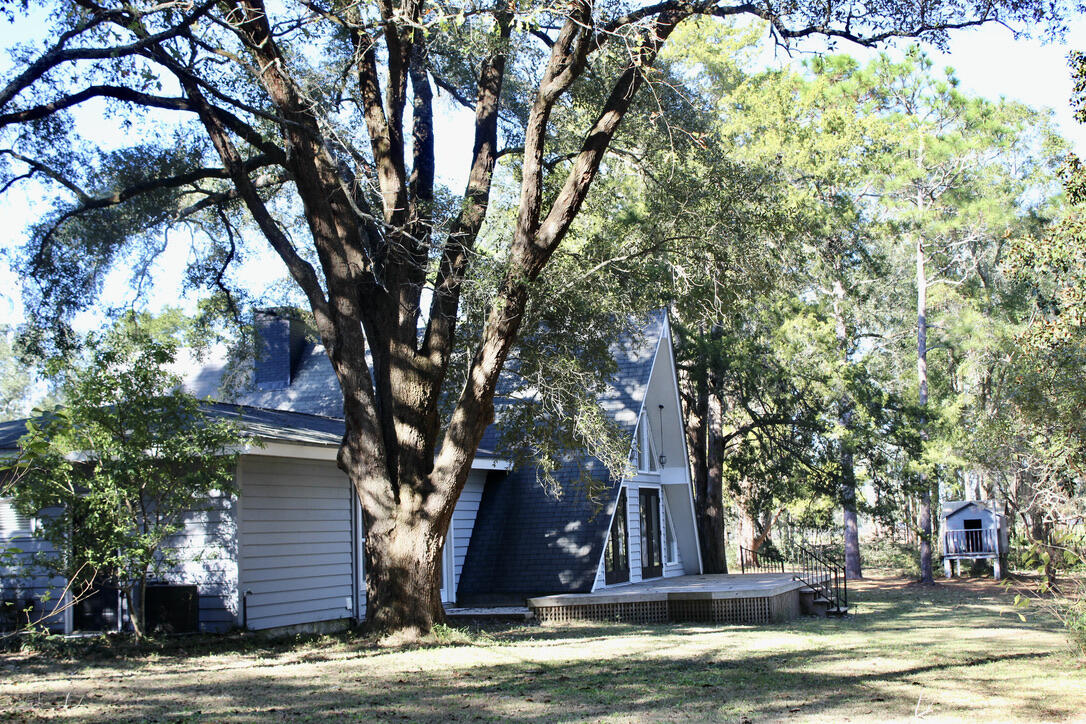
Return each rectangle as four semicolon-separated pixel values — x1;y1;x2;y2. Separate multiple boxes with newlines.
451;471;486;598
0;521;67;632
160;492;238;633
238;457;354;631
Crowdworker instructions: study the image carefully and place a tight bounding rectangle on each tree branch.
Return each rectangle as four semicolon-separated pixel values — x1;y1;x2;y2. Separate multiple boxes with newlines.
423;6;514;363
0;0;217;112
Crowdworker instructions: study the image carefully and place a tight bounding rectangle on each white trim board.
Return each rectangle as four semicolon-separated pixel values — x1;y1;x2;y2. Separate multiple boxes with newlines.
243;440;512;470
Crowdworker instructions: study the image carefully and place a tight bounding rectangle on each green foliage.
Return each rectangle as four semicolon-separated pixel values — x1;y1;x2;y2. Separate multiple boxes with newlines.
445;20;794;498
1012;530;1086;658
0;324;35;419
860;538;921;576
1005;51;1086;356
7;316;246;635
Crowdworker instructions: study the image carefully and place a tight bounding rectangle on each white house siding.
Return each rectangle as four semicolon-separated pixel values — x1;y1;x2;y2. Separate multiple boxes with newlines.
0;501;67;631
623;479;684;584
593;478;699;591
236;456;354;631
947;505;996;529
592;556;607;591
626;481;644;584
160;492;239;632
661;484;698;574
451;471;486;598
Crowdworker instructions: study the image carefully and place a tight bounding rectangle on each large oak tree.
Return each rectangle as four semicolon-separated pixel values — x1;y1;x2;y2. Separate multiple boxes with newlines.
1;0;1073;635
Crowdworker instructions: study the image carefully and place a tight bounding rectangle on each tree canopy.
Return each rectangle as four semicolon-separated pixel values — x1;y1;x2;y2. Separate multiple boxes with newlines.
0;0;1079;634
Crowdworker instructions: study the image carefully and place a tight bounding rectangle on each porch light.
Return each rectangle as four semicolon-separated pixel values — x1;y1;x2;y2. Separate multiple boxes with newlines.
657;405;666;467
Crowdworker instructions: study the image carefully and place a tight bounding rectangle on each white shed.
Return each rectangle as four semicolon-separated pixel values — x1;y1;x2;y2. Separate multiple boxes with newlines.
941;500;1010;580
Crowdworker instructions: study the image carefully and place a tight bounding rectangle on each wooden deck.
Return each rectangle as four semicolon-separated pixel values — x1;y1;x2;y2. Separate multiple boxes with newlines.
528;573;807;606
527;573;817;625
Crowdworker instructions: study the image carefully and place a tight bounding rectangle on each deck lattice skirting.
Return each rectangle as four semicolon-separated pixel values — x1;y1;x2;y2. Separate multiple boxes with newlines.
533;599;670;625
528;574;810;625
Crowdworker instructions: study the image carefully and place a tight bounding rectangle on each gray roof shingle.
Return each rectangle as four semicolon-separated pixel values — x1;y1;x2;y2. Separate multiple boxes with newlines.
457;311;665;603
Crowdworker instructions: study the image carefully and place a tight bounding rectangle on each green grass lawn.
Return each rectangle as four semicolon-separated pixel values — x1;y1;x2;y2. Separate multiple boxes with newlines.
1;573;1083;722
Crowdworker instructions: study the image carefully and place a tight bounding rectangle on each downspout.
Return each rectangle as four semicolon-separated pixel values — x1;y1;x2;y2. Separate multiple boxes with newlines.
350;483;361;624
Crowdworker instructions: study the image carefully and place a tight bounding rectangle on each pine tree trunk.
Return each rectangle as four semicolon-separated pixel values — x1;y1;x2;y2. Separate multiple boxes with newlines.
916;233;935;585
842;464;862;579
832;278;862;580
702;387;728;574
681;360;728;574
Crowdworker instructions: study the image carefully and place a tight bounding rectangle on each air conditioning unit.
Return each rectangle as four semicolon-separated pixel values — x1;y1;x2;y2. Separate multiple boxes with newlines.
144;584;199;634
73;585;120;631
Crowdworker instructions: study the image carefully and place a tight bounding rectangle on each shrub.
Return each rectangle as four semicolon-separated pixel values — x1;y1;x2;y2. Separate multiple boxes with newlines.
861;538;920;576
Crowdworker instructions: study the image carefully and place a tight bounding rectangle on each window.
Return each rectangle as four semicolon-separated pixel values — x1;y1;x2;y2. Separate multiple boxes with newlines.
605;490;629;584
0;498;33;536
661;496;678;565
631;415;659;474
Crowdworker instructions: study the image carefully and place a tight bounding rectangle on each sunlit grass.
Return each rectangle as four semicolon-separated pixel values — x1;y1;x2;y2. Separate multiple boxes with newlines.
1;573;1083;722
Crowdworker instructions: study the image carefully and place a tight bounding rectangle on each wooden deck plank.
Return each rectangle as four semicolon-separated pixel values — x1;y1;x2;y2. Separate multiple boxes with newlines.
527;573;811;607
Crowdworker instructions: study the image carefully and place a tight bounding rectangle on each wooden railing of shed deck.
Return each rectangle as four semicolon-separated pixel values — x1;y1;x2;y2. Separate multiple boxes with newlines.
943;528;999;557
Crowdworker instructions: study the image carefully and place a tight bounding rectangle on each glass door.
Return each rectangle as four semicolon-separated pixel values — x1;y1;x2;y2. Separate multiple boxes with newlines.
605;490;630;584
639;489;662;579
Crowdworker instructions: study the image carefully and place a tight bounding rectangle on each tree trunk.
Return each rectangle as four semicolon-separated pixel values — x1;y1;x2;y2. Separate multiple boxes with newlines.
127;579;145;639
842;466;862;579
740;505;781;554
682;360;728;574
1029;510;1059;588
362;506;447;637
738;507;757;551
916;232;935;585
832;278;862;580
701;386;729;573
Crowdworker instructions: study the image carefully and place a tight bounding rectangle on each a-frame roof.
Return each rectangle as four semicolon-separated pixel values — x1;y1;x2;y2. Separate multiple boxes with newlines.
457;311;668;603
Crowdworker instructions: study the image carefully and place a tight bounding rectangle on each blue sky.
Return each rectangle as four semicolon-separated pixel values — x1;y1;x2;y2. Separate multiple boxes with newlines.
0;13;1083;329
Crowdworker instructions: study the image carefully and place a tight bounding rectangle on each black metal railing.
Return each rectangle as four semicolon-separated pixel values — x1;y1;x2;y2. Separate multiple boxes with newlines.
739;545;786;574
738;542;848;614
791;542;847;614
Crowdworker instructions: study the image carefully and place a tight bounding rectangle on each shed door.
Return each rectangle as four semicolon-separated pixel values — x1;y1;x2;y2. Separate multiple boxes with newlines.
639;489;663;580
964;518;983;553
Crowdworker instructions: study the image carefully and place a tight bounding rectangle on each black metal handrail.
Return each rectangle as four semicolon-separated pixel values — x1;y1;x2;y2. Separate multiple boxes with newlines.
738;542;848;614
790;542;847;614
739;545;786;574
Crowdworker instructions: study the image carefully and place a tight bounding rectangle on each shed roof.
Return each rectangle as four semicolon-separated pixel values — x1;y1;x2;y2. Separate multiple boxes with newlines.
941;500;1006;519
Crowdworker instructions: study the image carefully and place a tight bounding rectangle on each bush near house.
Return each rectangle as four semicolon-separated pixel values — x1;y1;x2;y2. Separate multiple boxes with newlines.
6;321;244;638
